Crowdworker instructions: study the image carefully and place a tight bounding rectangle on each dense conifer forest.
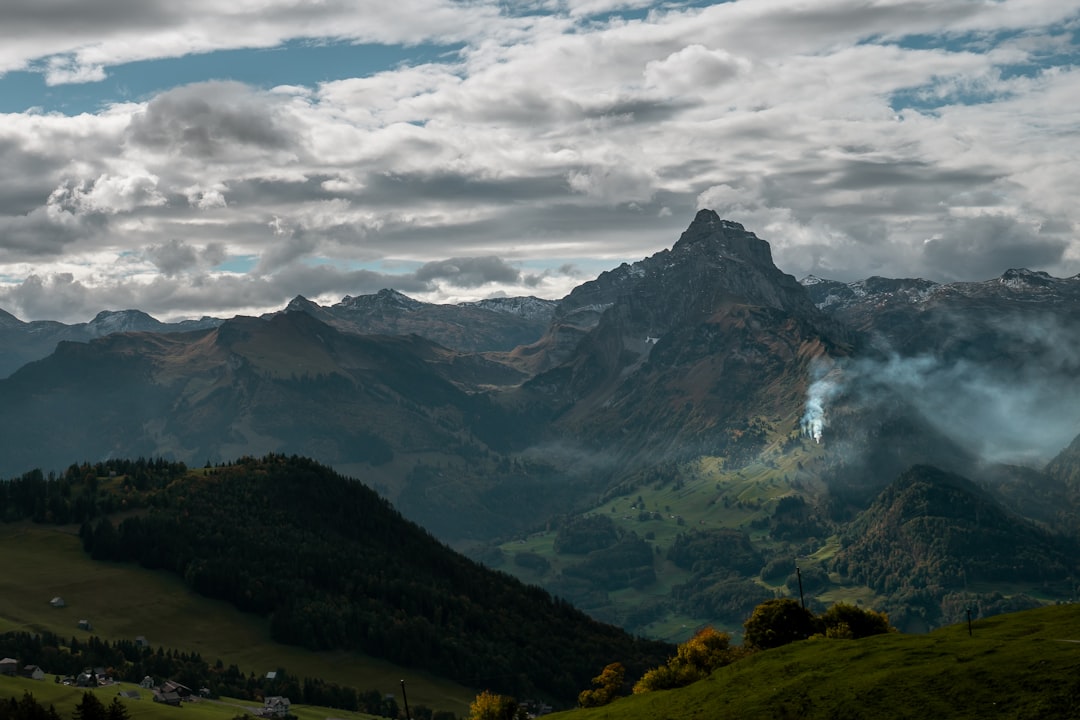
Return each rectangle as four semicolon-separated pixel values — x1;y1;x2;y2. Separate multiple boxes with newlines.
0;456;671;705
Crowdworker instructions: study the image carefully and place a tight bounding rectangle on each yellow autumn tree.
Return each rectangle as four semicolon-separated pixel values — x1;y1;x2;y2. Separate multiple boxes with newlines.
468;690;527;720
578;662;626;707
633;626;743;693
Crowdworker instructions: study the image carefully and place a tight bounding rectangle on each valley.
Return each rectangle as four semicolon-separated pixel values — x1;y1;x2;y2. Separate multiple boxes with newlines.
3;211;1080;716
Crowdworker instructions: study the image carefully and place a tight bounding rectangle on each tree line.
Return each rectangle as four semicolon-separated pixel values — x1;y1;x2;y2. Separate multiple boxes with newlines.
60;454;671;705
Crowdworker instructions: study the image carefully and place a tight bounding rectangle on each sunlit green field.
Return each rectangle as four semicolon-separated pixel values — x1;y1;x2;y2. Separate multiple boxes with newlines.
496;438;858;642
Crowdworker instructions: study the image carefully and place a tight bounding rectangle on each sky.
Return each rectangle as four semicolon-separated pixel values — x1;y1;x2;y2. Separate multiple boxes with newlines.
0;0;1077;323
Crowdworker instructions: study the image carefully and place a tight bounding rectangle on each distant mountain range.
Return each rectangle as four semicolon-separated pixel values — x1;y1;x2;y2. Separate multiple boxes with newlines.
2;209;1079;638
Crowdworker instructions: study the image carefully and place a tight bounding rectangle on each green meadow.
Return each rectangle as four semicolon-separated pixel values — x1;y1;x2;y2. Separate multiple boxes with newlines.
497;439;855;642
0;676;380;720
0;523;472;718
548;602;1080;720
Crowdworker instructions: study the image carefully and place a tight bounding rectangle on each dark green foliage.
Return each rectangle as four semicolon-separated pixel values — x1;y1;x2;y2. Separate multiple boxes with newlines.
104;698;128;720
834;465;1079;630
0;693;60;720
768;494;829;541
667;529;761;576
742;598;818;650
671;575;773;624
78;454;672;705
562;535;656;591
819;603;892;639
71;693;105;720
554;515;619;555
666;529;768;623
784;566;827;596
0;458;187;525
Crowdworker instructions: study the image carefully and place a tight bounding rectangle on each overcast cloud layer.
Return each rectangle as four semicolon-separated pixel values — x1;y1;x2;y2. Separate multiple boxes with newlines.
0;0;1077;322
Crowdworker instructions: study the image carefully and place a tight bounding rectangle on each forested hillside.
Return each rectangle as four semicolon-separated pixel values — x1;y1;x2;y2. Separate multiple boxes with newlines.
0;456;671;705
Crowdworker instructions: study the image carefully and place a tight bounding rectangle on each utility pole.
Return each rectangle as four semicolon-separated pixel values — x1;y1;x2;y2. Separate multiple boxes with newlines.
966;607;973;637
796;566;806;610
400;679;411;720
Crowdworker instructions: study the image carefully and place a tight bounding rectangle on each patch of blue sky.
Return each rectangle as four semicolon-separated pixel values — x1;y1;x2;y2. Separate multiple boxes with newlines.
886;24;1079;113
0;38;464;116
575;0;725;28
213;255;259;274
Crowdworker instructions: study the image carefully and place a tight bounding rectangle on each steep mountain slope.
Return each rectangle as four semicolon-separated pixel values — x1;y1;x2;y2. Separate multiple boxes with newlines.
802;268;1080;364
519;210;849;464
0;309;222;379
271;288;556;353
0;290;554;381
3;455;673;707
833;464;1078;632
0;311;525;479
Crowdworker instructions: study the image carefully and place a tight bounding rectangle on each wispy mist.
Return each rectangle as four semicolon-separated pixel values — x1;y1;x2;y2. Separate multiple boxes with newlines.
803;313;1080;465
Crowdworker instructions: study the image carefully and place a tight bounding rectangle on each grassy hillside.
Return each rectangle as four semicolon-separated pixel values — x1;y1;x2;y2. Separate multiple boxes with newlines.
0;522;472;717
547;603;1080;720
493;441;853;642
0;677;381;720
493;449;1078;642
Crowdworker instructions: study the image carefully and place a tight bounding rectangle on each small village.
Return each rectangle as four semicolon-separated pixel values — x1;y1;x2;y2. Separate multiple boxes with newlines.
2;655;292;718
0;597;292;718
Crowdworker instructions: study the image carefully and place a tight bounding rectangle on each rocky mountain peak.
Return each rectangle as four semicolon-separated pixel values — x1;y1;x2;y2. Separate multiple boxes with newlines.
284;295;321;313
86;309;163;336
671;210;774;269
339;288;424;312
999;268;1054;288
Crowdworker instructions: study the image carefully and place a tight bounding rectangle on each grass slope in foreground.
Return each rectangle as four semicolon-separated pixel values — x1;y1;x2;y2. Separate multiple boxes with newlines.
547;603;1080;720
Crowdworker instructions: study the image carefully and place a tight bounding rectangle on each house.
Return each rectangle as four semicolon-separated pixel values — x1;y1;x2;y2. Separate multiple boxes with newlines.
117;690;141;700
22;665;45;681
0;658;18;676
261;696;291;718
76;671;96;687
153;691;181;707
265;670;277;680
162;680;193;698
135;636;149;649
139;676;155;689
77;620;93;631
50;597;65;608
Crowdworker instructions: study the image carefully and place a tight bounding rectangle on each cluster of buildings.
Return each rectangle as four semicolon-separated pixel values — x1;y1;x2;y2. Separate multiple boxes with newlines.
1;597;293;716
0;659;45;680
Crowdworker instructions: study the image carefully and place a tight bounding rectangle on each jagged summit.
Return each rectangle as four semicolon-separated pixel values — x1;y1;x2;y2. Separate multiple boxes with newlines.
462;295;558;320
284;295;322;312
338;288;425;312
999;268;1055;288
672;210;774;268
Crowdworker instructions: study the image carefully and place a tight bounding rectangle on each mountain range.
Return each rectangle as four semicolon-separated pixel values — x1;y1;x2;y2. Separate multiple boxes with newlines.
2;208;1079;640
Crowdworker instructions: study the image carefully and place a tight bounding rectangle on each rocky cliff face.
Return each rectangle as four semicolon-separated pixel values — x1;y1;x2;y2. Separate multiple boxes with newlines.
520;210;848;462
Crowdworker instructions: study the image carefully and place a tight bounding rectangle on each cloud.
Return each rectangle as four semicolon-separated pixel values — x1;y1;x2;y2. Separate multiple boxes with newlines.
922;214;1069;280
0;1;1079;322
415;256;522;288
128;81;299;159
144;239;226;276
